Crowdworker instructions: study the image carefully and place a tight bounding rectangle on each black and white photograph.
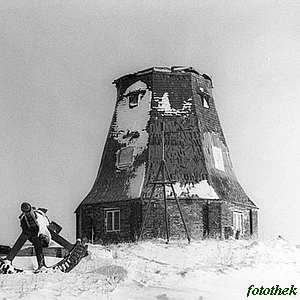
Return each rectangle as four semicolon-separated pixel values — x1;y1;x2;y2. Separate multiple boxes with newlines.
0;1;299;299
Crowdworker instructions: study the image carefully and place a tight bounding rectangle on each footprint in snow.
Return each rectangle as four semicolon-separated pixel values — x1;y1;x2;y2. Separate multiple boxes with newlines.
156;293;169;300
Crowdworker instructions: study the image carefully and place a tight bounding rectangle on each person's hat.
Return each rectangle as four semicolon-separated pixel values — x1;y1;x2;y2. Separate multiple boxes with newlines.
21;202;31;213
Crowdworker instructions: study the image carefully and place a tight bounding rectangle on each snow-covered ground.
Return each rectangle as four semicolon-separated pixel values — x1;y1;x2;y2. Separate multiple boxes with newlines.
0;238;299;300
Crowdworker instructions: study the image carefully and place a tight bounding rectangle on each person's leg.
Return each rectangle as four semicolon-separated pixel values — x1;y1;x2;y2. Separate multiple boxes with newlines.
6;232;28;261
30;236;46;269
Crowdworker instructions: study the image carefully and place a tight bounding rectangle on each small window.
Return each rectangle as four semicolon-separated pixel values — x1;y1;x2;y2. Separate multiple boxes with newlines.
202;95;210;108
196;86;210;108
116;146;134;169
105;209;120;232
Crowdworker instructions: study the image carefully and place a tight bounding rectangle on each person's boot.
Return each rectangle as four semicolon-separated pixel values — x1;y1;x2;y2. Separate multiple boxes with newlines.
0;259;17;274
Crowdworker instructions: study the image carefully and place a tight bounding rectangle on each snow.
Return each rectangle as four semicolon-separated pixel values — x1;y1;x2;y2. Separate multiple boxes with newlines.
1;238;299;300
155;92;172;114
154;93;192;116
36;211;51;244
113;80;151;156
203;97;209;108
166;180;219;199
11;256;61;272
212;146;225;172
127;163;146;198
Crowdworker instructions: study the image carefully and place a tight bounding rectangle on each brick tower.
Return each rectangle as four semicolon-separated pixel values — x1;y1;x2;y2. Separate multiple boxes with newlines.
75;66;258;243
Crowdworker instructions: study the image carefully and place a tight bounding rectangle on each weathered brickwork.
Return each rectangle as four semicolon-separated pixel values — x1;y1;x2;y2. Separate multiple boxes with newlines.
207;202;222;238
191;73;226;144
142;199;205;240
145;116;208;196
168;200;204;239
77;200;142;244
221;203;259;239
76;66;258;243
152;72;193;113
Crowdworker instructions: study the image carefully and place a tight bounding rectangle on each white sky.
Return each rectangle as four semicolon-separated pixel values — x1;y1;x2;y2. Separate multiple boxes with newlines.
0;0;299;244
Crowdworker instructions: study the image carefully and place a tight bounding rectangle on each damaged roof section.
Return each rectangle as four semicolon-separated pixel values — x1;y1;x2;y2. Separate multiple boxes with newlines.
113;66;212;86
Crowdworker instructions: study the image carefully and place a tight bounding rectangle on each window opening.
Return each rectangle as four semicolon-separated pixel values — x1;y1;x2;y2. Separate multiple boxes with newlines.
202;95;210;108
116;146;134;169
233;211;243;239
105;209;120;232
196;85;210;108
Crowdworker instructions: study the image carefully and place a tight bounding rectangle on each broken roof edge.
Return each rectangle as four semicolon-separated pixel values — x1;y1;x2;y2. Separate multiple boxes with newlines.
112;66;210;85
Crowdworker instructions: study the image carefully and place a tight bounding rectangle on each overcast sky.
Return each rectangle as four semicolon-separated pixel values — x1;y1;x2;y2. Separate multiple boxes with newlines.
0;0;299;244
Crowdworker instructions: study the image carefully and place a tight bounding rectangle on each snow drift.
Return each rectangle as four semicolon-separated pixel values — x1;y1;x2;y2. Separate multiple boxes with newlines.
0;238;299;300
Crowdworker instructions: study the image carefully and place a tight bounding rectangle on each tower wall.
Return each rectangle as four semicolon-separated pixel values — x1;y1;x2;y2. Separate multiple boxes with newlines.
76;67;258;243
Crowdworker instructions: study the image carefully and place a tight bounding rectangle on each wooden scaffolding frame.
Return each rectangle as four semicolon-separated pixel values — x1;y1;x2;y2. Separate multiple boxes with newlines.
138;119;191;243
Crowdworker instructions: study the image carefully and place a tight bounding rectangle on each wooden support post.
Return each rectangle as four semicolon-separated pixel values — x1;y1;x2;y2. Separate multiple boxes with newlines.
138;162;163;241
139;117;191;244
161;119;169;243
165;163;191;243
138;183;157;241
161;161;169;243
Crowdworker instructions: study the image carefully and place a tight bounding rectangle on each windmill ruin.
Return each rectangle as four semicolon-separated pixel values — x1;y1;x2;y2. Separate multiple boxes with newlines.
75;66;258;243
